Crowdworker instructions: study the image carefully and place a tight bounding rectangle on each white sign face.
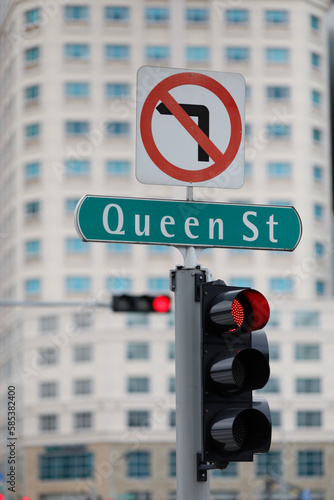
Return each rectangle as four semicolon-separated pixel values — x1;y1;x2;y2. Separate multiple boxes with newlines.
136;66;245;189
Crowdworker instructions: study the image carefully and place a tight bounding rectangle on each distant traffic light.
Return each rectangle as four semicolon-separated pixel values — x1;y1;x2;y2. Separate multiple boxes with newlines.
200;280;271;465
112;294;171;313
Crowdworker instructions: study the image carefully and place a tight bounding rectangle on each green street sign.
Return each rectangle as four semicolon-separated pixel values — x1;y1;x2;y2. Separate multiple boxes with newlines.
75;195;302;251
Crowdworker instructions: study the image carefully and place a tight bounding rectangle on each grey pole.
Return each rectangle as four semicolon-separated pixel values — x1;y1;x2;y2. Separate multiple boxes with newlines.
172;264;211;500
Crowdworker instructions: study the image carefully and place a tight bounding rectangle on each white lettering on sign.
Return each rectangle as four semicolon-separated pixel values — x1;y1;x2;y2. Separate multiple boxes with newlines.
209;218;224;240
185;217;199;239
103;204;125;235
135;214;150;236
242;211;259;242
266;214;278;243
161;216;175;237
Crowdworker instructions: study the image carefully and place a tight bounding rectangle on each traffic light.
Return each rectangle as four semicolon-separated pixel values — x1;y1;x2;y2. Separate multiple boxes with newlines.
112;294;171;313
200;280;271;465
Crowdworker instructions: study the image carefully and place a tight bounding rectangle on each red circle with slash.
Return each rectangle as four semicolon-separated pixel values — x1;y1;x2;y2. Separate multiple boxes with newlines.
140;72;243;182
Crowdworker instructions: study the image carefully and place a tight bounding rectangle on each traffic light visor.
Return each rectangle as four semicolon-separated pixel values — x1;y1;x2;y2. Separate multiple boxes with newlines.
210;288;270;333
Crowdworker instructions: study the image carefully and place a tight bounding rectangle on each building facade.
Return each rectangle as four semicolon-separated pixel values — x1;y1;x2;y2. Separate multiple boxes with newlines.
0;1;333;499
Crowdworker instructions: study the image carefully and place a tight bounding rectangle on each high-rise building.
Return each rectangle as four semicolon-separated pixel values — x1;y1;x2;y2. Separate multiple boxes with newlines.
0;1;333;499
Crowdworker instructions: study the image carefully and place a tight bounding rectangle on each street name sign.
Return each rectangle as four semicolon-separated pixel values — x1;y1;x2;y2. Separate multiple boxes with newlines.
75;195;302;251
136;66;245;189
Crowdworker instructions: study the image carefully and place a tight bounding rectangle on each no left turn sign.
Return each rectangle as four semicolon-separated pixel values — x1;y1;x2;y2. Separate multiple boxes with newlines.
136;66;245;189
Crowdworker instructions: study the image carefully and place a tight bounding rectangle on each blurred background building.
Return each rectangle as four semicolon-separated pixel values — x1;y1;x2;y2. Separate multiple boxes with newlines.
0;0;334;499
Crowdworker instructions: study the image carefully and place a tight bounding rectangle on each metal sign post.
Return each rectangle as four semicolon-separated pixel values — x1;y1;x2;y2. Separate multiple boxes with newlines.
171;264;211;500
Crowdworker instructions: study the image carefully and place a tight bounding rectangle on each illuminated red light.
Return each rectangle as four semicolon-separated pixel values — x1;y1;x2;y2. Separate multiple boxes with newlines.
152;295;171;313
231;299;244;327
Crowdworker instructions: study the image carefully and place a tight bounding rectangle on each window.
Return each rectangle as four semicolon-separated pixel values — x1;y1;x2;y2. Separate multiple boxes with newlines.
186;47;210;62
105;83;130;98
296;378;321;394
244;162;252;177
73;311;93;329
145;46;170;61
127;377;150;393
269;343;280;360
265;48;290;64
127;451;151;478
266;86;290;100
314;203;324;220
65;159;90;176
293;311;320;327
106;276;132;292
39;315;58;333
256;451;282;476
147;277;169;292
39;414;58;432
66;276;91;293
229;277;253;288
168;377;175;393
25;8;40;25
270;277;294;293
271;411;281;427
316;280;325;296
73;344;93;362
186;8;209;23
312;90;322;106
40;381;58;398
25;123;40;140
145;7;169;22
267;162;291;178
38;347;59;366
25;161;40;180
64;5;89;21
127;342;149;360
265;10;289;26
65;43;90;60
313;165;323;182
297;451;323;476
65;121;90;135
105;6;130;22
25;239;40;258
66;237;90;254
105;122;130;137
105;44;130;61
65;82;90;98
74;379;92;395
295;344;320;361
313;128;322;143
268;310;280;328
128;411;150;427
169;450;176;477
169;410;176;427
25;278;41;296
39;451;93;480
244;124;251;138
74;411;93;430
311;15;320;31
311;52;321;69
211;462;238;477
168;342;175;360
24;46;40;64
297;411;322;427
259;377;280;393
25;84;40;103
226;47;250;62
25;200;40;218
266;124;291;138
65;198;80;214
315;242;324;257
106;243;131;254
225;9;249;24
106;160;131;176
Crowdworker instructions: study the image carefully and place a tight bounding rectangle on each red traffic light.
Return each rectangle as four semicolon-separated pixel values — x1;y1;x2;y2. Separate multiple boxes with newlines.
152;295;171;313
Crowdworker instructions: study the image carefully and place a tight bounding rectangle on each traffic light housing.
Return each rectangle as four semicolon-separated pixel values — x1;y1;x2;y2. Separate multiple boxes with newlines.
200;280;271;465
112;294;171;313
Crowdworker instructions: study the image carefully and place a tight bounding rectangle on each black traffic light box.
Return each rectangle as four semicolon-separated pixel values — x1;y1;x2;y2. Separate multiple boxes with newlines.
112;294;171;313
200;280;271;465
